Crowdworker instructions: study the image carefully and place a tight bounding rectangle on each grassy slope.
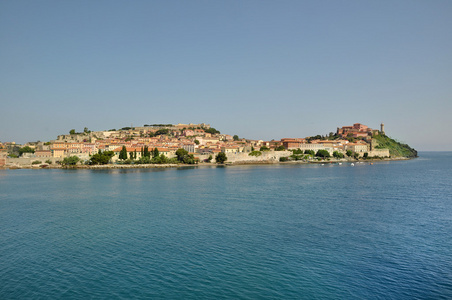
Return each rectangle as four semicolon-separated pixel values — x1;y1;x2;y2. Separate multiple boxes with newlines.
373;135;418;158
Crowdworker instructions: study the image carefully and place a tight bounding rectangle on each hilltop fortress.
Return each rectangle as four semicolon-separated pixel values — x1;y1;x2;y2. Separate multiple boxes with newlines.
0;122;412;168
337;123;385;138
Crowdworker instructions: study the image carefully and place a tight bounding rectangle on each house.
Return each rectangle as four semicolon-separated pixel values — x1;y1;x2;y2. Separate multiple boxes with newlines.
51;142;67;158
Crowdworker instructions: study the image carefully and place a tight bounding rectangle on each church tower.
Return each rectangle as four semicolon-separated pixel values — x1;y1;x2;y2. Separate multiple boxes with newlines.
380;123;385;135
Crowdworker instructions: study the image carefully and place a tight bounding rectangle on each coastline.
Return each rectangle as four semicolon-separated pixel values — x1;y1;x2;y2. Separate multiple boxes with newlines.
1;156;413;170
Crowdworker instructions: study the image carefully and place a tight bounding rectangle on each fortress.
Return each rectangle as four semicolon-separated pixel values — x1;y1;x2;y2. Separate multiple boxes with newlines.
337;123;385;138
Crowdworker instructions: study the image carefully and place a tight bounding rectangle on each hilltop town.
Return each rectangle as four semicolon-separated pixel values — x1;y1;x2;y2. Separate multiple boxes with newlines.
0;122;417;168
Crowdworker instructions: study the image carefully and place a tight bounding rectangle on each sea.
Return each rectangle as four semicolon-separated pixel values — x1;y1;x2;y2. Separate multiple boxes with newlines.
1;152;451;299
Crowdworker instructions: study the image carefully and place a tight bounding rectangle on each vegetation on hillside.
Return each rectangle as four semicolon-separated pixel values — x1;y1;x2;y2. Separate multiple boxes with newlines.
373;135;417;158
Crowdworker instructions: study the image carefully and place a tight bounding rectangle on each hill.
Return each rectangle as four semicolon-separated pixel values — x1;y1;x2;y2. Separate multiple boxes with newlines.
373;135;418;158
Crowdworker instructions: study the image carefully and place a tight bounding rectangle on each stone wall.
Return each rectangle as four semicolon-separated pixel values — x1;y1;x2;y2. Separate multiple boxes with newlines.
5;156;89;167
196;151;292;163
367;149;390;157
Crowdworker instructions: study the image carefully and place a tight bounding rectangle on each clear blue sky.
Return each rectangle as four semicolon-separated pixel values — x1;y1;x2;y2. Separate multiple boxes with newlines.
1;1;451;150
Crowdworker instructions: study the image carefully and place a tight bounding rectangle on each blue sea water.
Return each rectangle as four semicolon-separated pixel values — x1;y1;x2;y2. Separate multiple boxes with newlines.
1;152;451;299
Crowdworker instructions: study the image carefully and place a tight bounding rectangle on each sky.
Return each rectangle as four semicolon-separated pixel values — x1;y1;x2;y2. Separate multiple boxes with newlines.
1;1;451;151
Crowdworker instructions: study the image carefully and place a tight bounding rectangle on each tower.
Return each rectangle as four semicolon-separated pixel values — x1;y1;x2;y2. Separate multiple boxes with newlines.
380;123;385;135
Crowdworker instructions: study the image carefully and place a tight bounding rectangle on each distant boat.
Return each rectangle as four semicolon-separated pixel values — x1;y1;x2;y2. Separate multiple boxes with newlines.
351;163;355;166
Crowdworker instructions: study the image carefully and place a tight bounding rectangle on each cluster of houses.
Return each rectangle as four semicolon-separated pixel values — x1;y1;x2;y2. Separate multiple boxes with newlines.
0;123;390;166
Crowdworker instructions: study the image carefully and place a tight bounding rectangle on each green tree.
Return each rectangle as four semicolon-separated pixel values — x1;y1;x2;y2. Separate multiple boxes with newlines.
353;152;360;159
233;135;239;141
333;151;344;158
143;146;150;158
260;146;270;151
61;156;80;166
119;146;128;160
155;129;169;136
275;145;286;151
346;150;353;157
175;148;196;164
69;129;76;134
215;152;227;163
90;151;115;165
176;148;188;161
18;146;35;156
194;139;200;145
204;127;220;135
292;149;303;154
304;150;315;156
152;148;160;158
363;152;369;158
207;155;213;162
316;150;330;158
84;127;89;133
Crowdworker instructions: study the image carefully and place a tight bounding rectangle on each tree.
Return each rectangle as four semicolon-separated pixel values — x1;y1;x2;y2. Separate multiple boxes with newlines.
69;129;76;134
333;151;344;158
204;127;220;135
194;139;200;145
207;155;213;162
176;148;188;161
61;156;80;166
216;152;227;164
175;148;196;164
155;129;169;136
143;146;150;158
346;150;353;157
260;146;270;151
90;151;115;165
119;146;128;160
304;150;315;156
233;135;239;141
275;145;286;151
353;152;360;159
152;148;159;158
84;127;89;133
316;150;330;158
363;152;369;158
19;146;35;156
292;149;303;154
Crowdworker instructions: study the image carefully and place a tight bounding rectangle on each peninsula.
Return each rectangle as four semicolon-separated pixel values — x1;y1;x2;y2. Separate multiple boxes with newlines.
0;122;417;169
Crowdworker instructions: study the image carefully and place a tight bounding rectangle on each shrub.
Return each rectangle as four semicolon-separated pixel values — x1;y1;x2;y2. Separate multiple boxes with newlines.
45;160;52;164
249;151;262;157
61;156;80;166
280;157;289;162
32;160;42;165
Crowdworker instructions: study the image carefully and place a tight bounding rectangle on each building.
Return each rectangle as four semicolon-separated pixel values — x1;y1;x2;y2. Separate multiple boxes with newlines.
281;138;306;150
337;123;375;138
